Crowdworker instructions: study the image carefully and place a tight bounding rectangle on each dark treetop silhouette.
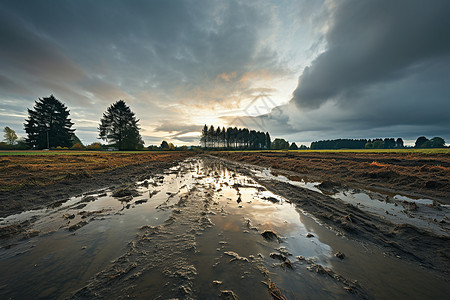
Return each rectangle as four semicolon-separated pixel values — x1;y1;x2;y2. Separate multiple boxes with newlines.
200;125;271;150
24;95;75;149
99;100;144;151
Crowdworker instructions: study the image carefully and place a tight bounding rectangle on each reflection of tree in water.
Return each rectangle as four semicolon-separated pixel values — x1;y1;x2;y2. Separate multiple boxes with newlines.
200;160;230;178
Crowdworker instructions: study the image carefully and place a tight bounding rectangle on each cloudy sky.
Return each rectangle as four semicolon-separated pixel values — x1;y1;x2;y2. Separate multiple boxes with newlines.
1;0;449;146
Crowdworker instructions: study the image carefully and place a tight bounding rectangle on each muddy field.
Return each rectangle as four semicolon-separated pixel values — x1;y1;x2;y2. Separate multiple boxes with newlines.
0;152;194;217
213;151;450;204
0;152;449;299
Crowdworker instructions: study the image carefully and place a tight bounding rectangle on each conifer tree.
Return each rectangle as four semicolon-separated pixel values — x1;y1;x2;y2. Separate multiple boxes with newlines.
221;127;226;148
208;125;215;147
24;95;75;149
199;124;273;150
265;132;271;149
200;125;208;147
226;127;232;148
216;127;222;147
99;100;144;150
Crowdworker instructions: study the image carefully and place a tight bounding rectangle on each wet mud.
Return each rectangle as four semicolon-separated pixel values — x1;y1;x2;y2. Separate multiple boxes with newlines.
213;151;450;204
217;157;450;275
0;152;194;218
1;156;449;299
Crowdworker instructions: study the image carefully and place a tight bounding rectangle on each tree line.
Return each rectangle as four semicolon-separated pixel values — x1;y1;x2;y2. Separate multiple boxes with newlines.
414;136;446;148
270;138;307;150
2;95;447;151
200;125;271;150
310;137;446;149
310;138;402;150
199;126;310;150
1;95;145;151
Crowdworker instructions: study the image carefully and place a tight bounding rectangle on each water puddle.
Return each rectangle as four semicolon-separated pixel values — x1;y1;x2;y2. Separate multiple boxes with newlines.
0;158;449;299
393;195;434;205
253;168;450;237
191;160;450;299
0;162;195;299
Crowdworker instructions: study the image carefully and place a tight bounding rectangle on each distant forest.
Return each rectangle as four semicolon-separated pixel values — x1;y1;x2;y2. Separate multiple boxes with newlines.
311;138;403;150
1;95;447;151
200;125;271;150
310;137;446;150
199;131;446;150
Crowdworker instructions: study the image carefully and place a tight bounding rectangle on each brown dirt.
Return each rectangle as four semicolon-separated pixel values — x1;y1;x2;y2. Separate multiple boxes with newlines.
212;151;450;204
0;152;195;218
216;156;450;279
1;154;448;298
255;178;450;277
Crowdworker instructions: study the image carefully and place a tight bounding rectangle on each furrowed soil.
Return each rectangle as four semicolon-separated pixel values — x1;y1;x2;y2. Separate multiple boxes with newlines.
212;151;450;204
0;152;449;299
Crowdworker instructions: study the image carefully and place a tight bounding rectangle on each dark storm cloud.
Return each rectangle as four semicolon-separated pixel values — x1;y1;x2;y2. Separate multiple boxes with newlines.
0;10;85;82
0;8;117;107
4;0;447;145
0;0;281;102
0;74;30;96
0;0;288;144
253;0;450;144
251;53;450;143
292;0;450;109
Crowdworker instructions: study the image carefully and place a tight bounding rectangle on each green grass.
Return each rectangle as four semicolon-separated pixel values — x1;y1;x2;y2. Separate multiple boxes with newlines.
1;148;448;156
215;148;450;154
0;150;177;156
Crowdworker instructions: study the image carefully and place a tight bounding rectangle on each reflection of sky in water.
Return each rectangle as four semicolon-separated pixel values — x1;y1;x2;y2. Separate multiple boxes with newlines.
207;167;334;267
254;167;449;236
254;168;322;193
1;158;449;300
0;163;199;299
393;195;433;205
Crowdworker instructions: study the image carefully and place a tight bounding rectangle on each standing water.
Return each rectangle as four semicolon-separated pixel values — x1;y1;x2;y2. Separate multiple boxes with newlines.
0;157;448;299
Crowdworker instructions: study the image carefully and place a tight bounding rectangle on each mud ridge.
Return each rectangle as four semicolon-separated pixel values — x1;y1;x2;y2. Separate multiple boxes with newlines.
0;158;190;218
212;152;450;204
70;183;216;299
216;156;450;278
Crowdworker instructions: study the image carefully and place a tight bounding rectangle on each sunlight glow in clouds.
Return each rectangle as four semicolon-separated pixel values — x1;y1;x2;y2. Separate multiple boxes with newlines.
1;0;449;146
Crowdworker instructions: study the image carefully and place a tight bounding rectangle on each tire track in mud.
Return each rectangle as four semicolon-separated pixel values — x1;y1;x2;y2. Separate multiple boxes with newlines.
70;158;370;299
70;167;270;299
71;184;210;299
255;178;450;278
7;156;449;299
216;156;450;279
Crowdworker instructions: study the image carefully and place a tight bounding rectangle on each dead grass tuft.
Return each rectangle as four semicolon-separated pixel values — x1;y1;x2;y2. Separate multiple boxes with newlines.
370;161;389;168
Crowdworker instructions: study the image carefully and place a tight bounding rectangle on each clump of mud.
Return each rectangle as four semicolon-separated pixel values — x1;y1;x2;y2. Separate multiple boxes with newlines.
224;251;249;263
0;217;39;246
306;263;365;296
71;183;214;299
111;185;140;202
269;247;294;270
63;170;93;181
317;180;342;194
220;290;239;299
261;230;281;242
68;221;88;232
262;280;288;300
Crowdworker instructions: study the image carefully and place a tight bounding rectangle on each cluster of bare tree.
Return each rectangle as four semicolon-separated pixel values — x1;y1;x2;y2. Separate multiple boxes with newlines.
200;125;271;149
